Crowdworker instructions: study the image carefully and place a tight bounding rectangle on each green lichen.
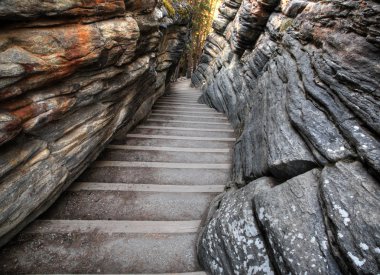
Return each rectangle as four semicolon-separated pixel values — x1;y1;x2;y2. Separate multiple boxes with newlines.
280;18;294;32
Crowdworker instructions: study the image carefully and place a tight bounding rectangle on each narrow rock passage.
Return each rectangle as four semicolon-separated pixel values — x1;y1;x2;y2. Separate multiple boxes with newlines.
0;80;235;274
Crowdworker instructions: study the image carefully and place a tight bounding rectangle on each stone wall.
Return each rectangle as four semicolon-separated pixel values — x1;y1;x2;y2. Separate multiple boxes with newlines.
0;0;189;247
192;0;380;273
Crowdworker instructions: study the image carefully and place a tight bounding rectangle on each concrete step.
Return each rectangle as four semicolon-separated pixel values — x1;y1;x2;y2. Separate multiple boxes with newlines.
161;95;200;100
0;221;202;274
106;145;231;153
92;161;230;169
156;101;207;106
153;104;212;110
147;115;231;125
156;99;199;104
149;114;228;123
161;95;200;99
137;125;233;132
154;102;209;108
143;119;232;130
131;127;234;138
166;91;201;94
99;146;232;163
119;135;234;148
166;93;200;96
40;187;221;221
152;108;222;115
152;106;219;114
78;166;230;185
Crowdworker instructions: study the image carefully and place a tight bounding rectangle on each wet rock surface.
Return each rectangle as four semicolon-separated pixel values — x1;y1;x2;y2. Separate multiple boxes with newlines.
193;0;380;273
0;0;190;247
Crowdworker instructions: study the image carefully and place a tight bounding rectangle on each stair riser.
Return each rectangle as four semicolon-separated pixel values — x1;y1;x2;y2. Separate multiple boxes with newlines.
149;114;227;123
156;100;200;104
143;120;232;129
154;103;208;109
78;166;231;185
161;96;200;101
152;109;221;116
151;111;224;117
98;149;232;163
121;137;234;148
132;128;234;138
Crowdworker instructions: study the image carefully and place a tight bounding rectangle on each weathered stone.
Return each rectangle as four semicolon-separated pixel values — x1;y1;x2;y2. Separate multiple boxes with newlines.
198;178;275;275
0;0;190;247
0;17;140;101
320;161;380;274
231;0;278;55
194;0;379;272
0;0;126;21
254;170;341;274
0;112;21;146
0;153;69;247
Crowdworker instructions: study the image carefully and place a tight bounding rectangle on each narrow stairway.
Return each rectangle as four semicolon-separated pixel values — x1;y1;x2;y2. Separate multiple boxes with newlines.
0;80;235;274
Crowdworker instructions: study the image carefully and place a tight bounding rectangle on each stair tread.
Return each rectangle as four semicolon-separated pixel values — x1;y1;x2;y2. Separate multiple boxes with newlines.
78;166;230;185
143;120;232;129
106;145;231;153
132;128;234;138
41;189;220;221
99;148;231;163
0;230;201;273
93;161;231;169
137;125;233;132
122;137;234;148
126;134;235;141
147;118;231;125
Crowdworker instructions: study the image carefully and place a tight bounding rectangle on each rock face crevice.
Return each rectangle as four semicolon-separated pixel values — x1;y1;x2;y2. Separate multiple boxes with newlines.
0;0;190;247
193;0;380;273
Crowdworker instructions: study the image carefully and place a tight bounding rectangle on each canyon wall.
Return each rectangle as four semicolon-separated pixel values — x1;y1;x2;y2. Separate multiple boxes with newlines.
0;0;189;247
192;0;380;273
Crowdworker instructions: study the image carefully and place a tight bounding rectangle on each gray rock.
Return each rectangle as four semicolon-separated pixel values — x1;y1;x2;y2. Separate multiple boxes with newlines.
198;178;276;275
254;170;341;274
320;161;380;274
193;0;380;272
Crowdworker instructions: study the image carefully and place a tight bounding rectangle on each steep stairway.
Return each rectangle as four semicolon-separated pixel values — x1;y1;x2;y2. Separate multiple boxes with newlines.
0;80;235;274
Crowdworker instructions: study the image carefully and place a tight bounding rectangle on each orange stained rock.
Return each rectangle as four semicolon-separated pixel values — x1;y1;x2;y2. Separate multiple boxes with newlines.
0;19;126;101
8;97;76;125
68;0;126;15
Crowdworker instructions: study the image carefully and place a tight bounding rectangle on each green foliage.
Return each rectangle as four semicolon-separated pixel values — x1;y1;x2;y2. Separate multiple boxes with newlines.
163;0;192;21
188;0;220;67
163;0;175;16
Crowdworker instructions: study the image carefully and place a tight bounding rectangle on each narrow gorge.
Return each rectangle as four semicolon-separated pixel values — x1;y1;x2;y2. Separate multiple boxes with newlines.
0;0;379;274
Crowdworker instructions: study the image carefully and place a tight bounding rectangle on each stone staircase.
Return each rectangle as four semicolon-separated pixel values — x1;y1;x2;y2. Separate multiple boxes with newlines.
0;80;235;274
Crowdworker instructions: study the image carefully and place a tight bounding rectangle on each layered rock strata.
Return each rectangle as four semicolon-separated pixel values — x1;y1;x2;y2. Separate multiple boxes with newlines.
0;0;189;247
193;0;380;273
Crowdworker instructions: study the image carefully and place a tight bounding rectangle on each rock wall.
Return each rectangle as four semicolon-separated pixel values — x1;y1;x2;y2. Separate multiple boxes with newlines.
0;0;190;247
193;0;380;273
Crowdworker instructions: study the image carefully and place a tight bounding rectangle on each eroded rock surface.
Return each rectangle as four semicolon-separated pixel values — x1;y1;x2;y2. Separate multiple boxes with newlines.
194;0;380;273
0;0;190;247
198;178;275;275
